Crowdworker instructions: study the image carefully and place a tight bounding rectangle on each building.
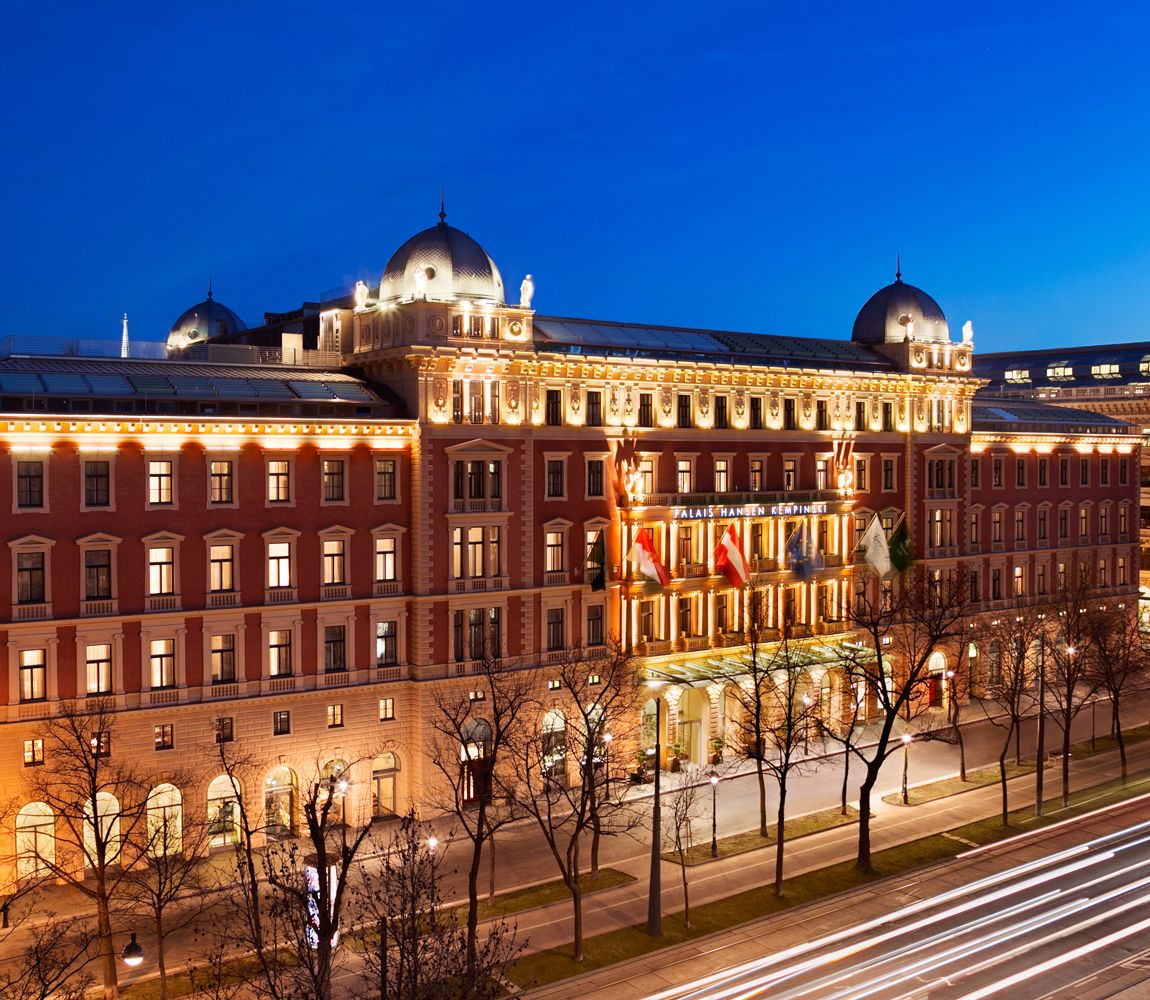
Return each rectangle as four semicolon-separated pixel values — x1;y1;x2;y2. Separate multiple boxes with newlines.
1;214;1139;885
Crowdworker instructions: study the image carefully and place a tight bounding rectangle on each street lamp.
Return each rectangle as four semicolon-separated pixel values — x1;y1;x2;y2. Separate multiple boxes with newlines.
603;731;613;797
121;932;145;968
426;835;439;854
901;733;912;806
708;770;720;858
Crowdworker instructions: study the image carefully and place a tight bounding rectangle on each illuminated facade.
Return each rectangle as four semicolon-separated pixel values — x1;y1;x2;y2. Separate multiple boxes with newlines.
0;215;1139;886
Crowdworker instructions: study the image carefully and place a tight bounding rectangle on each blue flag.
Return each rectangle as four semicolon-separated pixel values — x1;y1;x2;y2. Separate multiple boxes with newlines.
784;522;824;582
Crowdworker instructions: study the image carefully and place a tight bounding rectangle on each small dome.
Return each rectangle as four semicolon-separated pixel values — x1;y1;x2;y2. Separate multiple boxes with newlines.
379;215;504;305
852;273;949;346
167;292;247;351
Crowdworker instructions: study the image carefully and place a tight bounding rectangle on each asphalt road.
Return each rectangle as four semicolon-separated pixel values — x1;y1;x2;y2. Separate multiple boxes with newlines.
640;805;1150;1000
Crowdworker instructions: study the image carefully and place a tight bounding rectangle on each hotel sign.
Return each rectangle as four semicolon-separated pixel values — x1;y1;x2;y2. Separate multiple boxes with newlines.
672;500;843;521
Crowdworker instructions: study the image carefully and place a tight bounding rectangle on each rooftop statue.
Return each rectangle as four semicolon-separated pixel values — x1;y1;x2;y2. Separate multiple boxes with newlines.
520;274;535;309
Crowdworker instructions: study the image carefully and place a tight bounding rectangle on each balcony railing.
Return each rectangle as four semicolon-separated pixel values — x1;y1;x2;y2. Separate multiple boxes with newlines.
544;571;570;586
148;689;179;706
631;488;844;509
206;683;240;700
374;665;404;682
680;562;709;578
450;498;504;513
321;670;353;688
207;591;239;609
144;595;179;614
265;587;298;604
374;580;402;597
321;584;351;601
451;576;508;593
80;598;117;617
266;676;296;693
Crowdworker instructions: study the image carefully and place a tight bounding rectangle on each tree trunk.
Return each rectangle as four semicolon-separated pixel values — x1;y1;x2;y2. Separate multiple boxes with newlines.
756;757;769;838
840;749;850;816
1014;722;1022;767
1114;702;1127;782
570;879;584;962
678;849;690;929
774;781;787;897
465;804;485;979
999;745;1009;827
1061;718;1072;807
96;890;119;1000
856;782;873;872
157;928;168;1000
955;705;967;782
590;812;602;878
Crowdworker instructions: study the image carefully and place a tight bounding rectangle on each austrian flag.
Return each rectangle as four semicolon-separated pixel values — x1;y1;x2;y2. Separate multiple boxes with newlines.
627;527;671;587
713;524;749;587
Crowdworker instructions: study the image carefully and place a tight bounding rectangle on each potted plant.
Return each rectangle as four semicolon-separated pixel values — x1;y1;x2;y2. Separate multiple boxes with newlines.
631;749;649;784
710;737;724;765
670;742;684;773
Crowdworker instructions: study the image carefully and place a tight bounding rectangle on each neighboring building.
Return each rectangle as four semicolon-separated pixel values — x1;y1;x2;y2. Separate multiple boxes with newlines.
1;215;1139;886
976;343;1150;583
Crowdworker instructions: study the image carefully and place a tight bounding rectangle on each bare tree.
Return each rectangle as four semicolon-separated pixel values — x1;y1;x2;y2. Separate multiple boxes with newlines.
663;771;702;929
842;570;968;871
22;699;149;999
351;812;520;1000
976;609;1044;824
505;642;641;961
122;785;212;1000
1045;574;1102;806
0;896;95;1000
1086;601;1149;783
817;658;866;817
428;655;531;979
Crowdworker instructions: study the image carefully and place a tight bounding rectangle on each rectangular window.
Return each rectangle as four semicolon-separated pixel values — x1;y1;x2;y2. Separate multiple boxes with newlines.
586;390;603;426
587;459;605;497
678;596;693;636
487;526;502;578
467;460;485;499
469;380;484;424
1059;458;1069;487
379;698;395;722
210;634;236;684
84;460;111;507
154;724;174;751
1079;508;1089;537
268;630;292;677
209;544;234;592
90;731;111;758
23;739;44;766
677;394;692;429
490;381;501;424
1100;507;1110;537
376;620;398;666
210;460;234;503
1059;509;1069;538
268;542;291;588
1038;508;1048;540
1101;459;1110;486
816;399;829;431
586;605;604;647
969;512;980;545
992;510;1003;542
544;531;564;572
750;396;763;430
84;549;112;600
375;537;397;582
324;625;347;672
327;704;344;728
715;592;729;632
1080;458;1089;486
148;460;174;505
374;458;397;500
855;400;867;430
1037;564;1047;594
86;643;112;695
855;458;868;492
783;459;798;491
882;459;894;491
273;711;291;736
267;460;291;502
1038;458;1048;487
714;459;729;492
783;397;796;430
546;459;565;498
970;459;980;489
992;459;1003;488
881;401;894;432
488;459;502;500
1016;459;1026;487
545;389;563;426
16;552;45;604
1014;509;1026;542
991;568;1002;600
452;381;464;423
677;459;693;494
149;638;176;690
215;718;234;743
750;459;763;492
147;547;174;596
638;392;654;427
322;539;346;585
751;522;763;558
1120;458;1129;485
546;607;565;651
715;395;729;429
322;459;346;502
639;600;655;641
16;461;44;508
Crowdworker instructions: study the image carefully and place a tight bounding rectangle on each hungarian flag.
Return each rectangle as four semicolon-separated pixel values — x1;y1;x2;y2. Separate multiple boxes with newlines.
889;516;913;573
627;527;670;587
713;524;749;587
586;530;607;591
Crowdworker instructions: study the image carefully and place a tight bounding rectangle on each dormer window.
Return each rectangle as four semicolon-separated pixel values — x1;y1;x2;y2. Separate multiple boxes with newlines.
1046;363;1074;381
1091;362;1120;379
1004;368;1030;383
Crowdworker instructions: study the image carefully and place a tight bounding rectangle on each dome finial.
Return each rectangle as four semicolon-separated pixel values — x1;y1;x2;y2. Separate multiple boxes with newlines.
895;254;902;283
207;274;214;301
439;188;446;225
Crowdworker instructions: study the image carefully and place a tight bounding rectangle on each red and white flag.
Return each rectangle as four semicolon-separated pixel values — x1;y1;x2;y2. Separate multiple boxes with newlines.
713;523;749;587
627;527;671;587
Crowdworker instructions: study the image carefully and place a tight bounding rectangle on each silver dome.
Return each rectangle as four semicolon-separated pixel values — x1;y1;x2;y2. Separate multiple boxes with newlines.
852;274;949;346
379;217;504;305
167;294;247;351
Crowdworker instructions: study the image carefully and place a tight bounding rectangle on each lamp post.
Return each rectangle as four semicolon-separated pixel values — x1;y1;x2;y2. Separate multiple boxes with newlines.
647;692;662;938
603;731;613;798
1091;694;1097;752
121;932;145;969
708;770;720;858
901;733;912;805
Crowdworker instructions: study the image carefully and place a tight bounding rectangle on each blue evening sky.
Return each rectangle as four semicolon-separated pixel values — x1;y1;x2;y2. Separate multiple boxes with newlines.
1;1;1147;353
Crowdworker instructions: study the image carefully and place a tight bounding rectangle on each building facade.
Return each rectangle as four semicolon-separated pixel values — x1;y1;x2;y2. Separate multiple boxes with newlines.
1;216;1140;886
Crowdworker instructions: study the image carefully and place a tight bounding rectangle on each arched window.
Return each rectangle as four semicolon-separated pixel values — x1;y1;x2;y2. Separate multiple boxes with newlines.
83;792;121;868
988;641;1002;685
641;698;661;748
16;802;54;879
264;766;297;840
371;752;399;820
461;719;492;805
207;774;242;848
146;783;183;857
541;709;567;781
320;759;349;825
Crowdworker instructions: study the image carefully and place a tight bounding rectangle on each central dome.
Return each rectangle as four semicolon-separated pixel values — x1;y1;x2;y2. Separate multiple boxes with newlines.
166;292;247;352
852;274;949;346
379;216;504;305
